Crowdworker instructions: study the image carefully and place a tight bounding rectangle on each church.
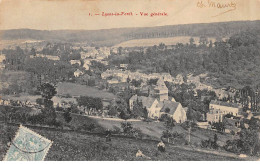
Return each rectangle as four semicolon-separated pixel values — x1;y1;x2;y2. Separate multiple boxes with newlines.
129;78;187;123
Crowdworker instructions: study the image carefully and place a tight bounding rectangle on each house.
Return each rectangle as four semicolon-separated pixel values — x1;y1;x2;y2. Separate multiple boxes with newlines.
0;54;6;63
30;54;60;61
129;95;161;118
107;78;119;84
74;69;83;77
173;74;184;84
207;100;241;123
0;54;5;69
70;60;81;66
161;73;173;82
129;95;187;122
159;100;187;123
120;64;128;69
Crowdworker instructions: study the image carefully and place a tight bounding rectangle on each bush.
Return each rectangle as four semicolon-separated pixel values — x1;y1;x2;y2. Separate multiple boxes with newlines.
111;126;121;134
121;122;134;136
201;138;219;150
223;140;241;154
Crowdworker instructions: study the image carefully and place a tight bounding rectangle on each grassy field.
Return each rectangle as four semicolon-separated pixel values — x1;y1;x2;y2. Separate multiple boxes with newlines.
56;82;117;100
56;112;234;147
0;123;244;161
113;36;217;48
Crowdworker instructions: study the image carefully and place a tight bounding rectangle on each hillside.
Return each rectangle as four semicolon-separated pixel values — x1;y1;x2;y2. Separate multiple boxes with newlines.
0;20;259;46
55;112;233;146
0;123;245;161
113;36;218;47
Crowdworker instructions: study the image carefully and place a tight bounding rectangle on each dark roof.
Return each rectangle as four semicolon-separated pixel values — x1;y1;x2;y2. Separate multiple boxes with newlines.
130;95;156;108
159;100;181;115
210;100;239;108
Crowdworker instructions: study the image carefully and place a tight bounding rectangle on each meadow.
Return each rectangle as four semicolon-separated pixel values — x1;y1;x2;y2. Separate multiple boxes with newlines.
56;82;117;100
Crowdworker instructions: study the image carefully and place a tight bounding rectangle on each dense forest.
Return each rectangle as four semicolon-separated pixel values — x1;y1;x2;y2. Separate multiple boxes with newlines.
1;20;260;46
110;31;260;90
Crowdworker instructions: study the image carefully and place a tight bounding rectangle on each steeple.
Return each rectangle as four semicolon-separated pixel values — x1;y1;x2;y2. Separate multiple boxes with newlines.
154;78;168;101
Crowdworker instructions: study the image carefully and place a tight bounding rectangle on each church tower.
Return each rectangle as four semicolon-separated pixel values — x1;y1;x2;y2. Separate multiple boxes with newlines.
153;78;168;101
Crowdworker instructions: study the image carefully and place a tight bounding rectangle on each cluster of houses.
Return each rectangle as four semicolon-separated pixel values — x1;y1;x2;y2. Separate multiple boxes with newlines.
71;47;112;77
101;69;173;85
207;100;241;123
128;77;246;126
29;54;60;61
0;52;6;69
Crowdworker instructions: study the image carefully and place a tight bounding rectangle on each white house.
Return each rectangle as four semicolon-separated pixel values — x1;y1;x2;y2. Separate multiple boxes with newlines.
74;69;83;77
0;54;6;63
207;100;241;123
159;100;187;123
129;95;161;118
107;78;119;84
30;54;60;61
70;60;81;66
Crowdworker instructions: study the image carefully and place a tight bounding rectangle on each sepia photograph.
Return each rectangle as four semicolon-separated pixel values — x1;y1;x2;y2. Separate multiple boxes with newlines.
0;0;260;161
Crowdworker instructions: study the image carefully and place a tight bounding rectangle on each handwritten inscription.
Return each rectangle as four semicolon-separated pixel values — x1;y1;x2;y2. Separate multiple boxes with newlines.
88;12;168;17
197;0;237;17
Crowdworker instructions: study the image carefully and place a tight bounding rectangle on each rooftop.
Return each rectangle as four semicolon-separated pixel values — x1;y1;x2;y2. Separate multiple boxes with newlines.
210;100;240;108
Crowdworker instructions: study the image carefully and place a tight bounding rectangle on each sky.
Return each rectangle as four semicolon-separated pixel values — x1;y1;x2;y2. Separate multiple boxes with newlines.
0;0;259;30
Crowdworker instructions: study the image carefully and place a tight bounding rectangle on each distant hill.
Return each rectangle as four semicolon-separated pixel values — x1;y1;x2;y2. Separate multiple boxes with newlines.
0;20;260;46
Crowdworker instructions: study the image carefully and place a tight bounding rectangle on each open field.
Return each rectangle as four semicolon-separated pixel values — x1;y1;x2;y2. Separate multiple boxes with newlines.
56;82;117;100
0;123;246;161
113;36;217;48
0;39;43;49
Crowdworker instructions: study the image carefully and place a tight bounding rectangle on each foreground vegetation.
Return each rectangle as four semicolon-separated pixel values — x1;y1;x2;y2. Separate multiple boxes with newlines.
0;123;245;161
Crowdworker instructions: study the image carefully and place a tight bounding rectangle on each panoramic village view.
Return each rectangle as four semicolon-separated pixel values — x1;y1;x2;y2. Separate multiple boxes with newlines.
0;20;260;161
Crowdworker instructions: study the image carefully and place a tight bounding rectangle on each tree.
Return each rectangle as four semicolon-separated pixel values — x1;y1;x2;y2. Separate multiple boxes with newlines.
119;110;130;120
63;110;72;123
132;100;145;118
108;105;118;116
189;37;195;46
38;83;57;109
147;78;158;85
143;107;148;119
30;48;36;56
77;96;103;114
181;121;197;145
131;79;142;88
121;122;133;135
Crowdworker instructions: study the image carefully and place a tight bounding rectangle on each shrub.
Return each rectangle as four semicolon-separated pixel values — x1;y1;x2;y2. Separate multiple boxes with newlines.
111;126;121;134
223;140;241;154
121;122;134;136
201;138;219;150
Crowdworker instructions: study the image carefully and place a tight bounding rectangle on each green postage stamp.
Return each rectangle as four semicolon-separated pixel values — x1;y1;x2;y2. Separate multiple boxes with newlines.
4;125;53;161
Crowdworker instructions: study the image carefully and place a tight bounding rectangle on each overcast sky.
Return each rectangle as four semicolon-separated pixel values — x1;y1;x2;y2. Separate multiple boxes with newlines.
0;0;259;30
